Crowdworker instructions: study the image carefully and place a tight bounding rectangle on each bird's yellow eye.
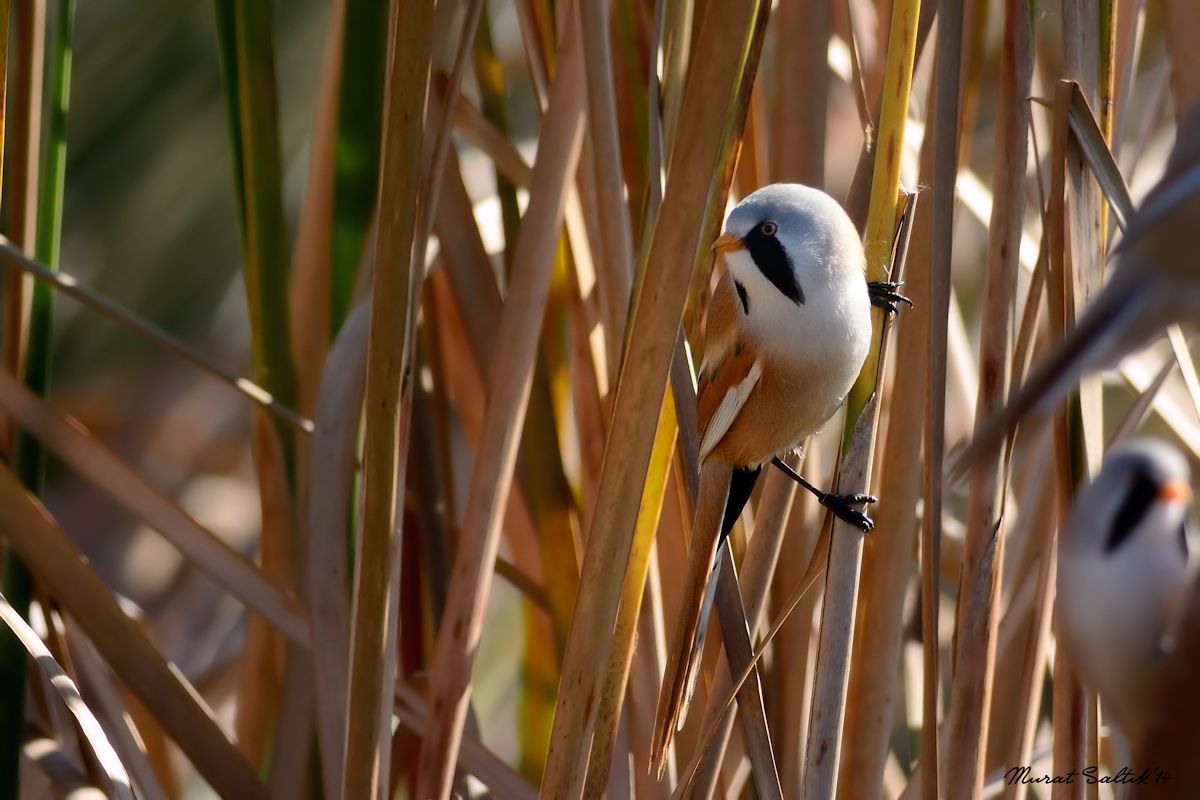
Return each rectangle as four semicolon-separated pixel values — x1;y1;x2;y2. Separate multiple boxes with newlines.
761;221;777;236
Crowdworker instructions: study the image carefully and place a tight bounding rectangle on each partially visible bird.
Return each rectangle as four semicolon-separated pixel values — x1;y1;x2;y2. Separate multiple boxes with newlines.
650;183;903;772
1057;438;1194;745
957;101;1200;466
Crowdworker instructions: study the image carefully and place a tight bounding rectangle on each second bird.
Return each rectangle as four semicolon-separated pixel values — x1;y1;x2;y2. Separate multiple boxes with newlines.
651;183;894;770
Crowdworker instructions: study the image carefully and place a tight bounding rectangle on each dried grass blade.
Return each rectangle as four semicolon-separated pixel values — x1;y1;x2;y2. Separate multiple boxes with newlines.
839;96;934;797
342;0;435;795
0;240;313;433
995;441;1058;800
803;0;923;793
1120;355;1200;457
451;94;534;189
414;10;587;797
1165;326;1200;423
769;0;828;184
709;556;783;800
0;590;134;800
65;626;169;800
1047;79;1089;799
581;0;635;369
308;301;370;795
1111;355;1175;445
1;0;40;447
395;685;538;800
674;519;833;795
1065;85;1133;227
690;467;799;797
942;2;1031;795
583;389;678;798
0;464;265;798
539;1;772;794
1;2;68;786
288;0;343;415
0;368;309;645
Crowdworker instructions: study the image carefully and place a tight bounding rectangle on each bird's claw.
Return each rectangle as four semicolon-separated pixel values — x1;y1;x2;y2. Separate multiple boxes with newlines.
868;281;913;316
820;491;877;532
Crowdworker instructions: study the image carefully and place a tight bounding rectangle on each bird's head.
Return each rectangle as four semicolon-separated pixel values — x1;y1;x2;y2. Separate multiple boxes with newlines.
711;183;865;309
1065;438;1192;559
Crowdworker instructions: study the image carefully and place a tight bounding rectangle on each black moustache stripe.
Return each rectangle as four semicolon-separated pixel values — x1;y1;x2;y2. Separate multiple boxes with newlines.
742;226;804;305
734;279;749;314
1105;468;1160;553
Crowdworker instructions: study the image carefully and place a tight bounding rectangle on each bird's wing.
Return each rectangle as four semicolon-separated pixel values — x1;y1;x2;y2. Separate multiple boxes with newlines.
697;352;761;464
697;273;760;463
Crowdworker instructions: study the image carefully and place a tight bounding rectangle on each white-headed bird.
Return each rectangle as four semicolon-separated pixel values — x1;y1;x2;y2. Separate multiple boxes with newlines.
651;183;905;770
1057;438;1194;744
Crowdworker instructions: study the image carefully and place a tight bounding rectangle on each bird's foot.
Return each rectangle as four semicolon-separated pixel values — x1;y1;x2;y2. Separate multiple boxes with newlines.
819;491;877;532
868;281;913;316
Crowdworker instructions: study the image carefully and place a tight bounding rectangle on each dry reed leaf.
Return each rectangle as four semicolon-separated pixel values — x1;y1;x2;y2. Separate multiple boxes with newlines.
689;464;797;796
0;0;43;459
395;685;538;800
0;241;312;433
1065;85;1132;228
0;368;309;645
65;626;169;800
307;300;371;796
22;737;105;799
1165;327;1200;423
287;0;342;418
342;0;435;794
415;10;586;796
1119;358;1200;457
767;449;822;797
706;556;783;800
417;0;485;260
673;517;833;795
1063;13;1115;786
583;391;677;797
990;436;1057;790
804;1;921;794
581;0;635;374
942;2;1031;795
1046;79;1089;799
451;93;533;189
0;464;265;798
435;149;502;364
0;591;134;800
839;87;934;797
768;0;828;185
539;0;772;793
513;0;551;110
1110;355;1175;446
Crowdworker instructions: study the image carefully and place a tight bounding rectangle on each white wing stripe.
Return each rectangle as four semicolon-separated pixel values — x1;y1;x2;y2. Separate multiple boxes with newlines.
699;360;762;463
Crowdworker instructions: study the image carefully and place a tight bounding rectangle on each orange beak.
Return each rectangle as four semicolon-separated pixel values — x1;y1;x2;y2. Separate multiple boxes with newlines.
1160;478;1192;505
711;232;744;254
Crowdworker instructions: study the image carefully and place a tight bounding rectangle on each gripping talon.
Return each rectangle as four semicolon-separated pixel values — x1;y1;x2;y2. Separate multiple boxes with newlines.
867;280;913;316
770;456;877;531
820;491;877;532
